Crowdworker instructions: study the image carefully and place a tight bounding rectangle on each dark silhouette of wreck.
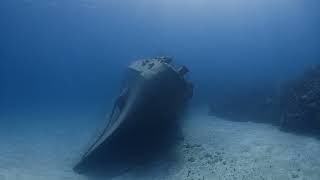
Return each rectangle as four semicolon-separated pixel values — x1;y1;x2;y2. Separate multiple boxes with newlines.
73;57;193;176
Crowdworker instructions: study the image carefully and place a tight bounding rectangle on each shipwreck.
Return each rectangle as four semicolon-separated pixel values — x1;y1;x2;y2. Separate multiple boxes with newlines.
73;57;193;175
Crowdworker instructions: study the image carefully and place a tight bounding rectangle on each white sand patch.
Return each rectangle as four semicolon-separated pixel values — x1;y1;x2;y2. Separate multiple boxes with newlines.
0;112;319;180
0;113;100;180
115;113;320;180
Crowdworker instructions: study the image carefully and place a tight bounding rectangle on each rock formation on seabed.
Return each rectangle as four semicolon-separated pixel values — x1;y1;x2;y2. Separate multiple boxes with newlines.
280;65;320;132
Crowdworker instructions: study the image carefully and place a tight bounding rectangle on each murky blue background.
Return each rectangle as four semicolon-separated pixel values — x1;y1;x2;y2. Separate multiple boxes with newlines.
1;0;319;118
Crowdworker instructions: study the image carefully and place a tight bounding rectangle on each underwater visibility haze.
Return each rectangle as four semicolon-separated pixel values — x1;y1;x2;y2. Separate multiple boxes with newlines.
1;0;320;179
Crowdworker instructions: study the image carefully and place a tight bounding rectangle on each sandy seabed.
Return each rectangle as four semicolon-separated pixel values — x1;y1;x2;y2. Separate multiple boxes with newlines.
0;111;320;180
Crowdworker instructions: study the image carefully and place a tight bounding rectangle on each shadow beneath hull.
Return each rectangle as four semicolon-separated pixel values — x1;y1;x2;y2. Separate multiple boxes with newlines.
80;123;183;179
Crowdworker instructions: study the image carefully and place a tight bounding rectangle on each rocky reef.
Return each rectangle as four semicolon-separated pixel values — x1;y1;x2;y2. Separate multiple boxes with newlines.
280;65;320;132
209;64;320;134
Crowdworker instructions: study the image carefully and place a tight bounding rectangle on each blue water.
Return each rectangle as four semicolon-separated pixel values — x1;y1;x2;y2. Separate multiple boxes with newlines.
1;0;320;179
